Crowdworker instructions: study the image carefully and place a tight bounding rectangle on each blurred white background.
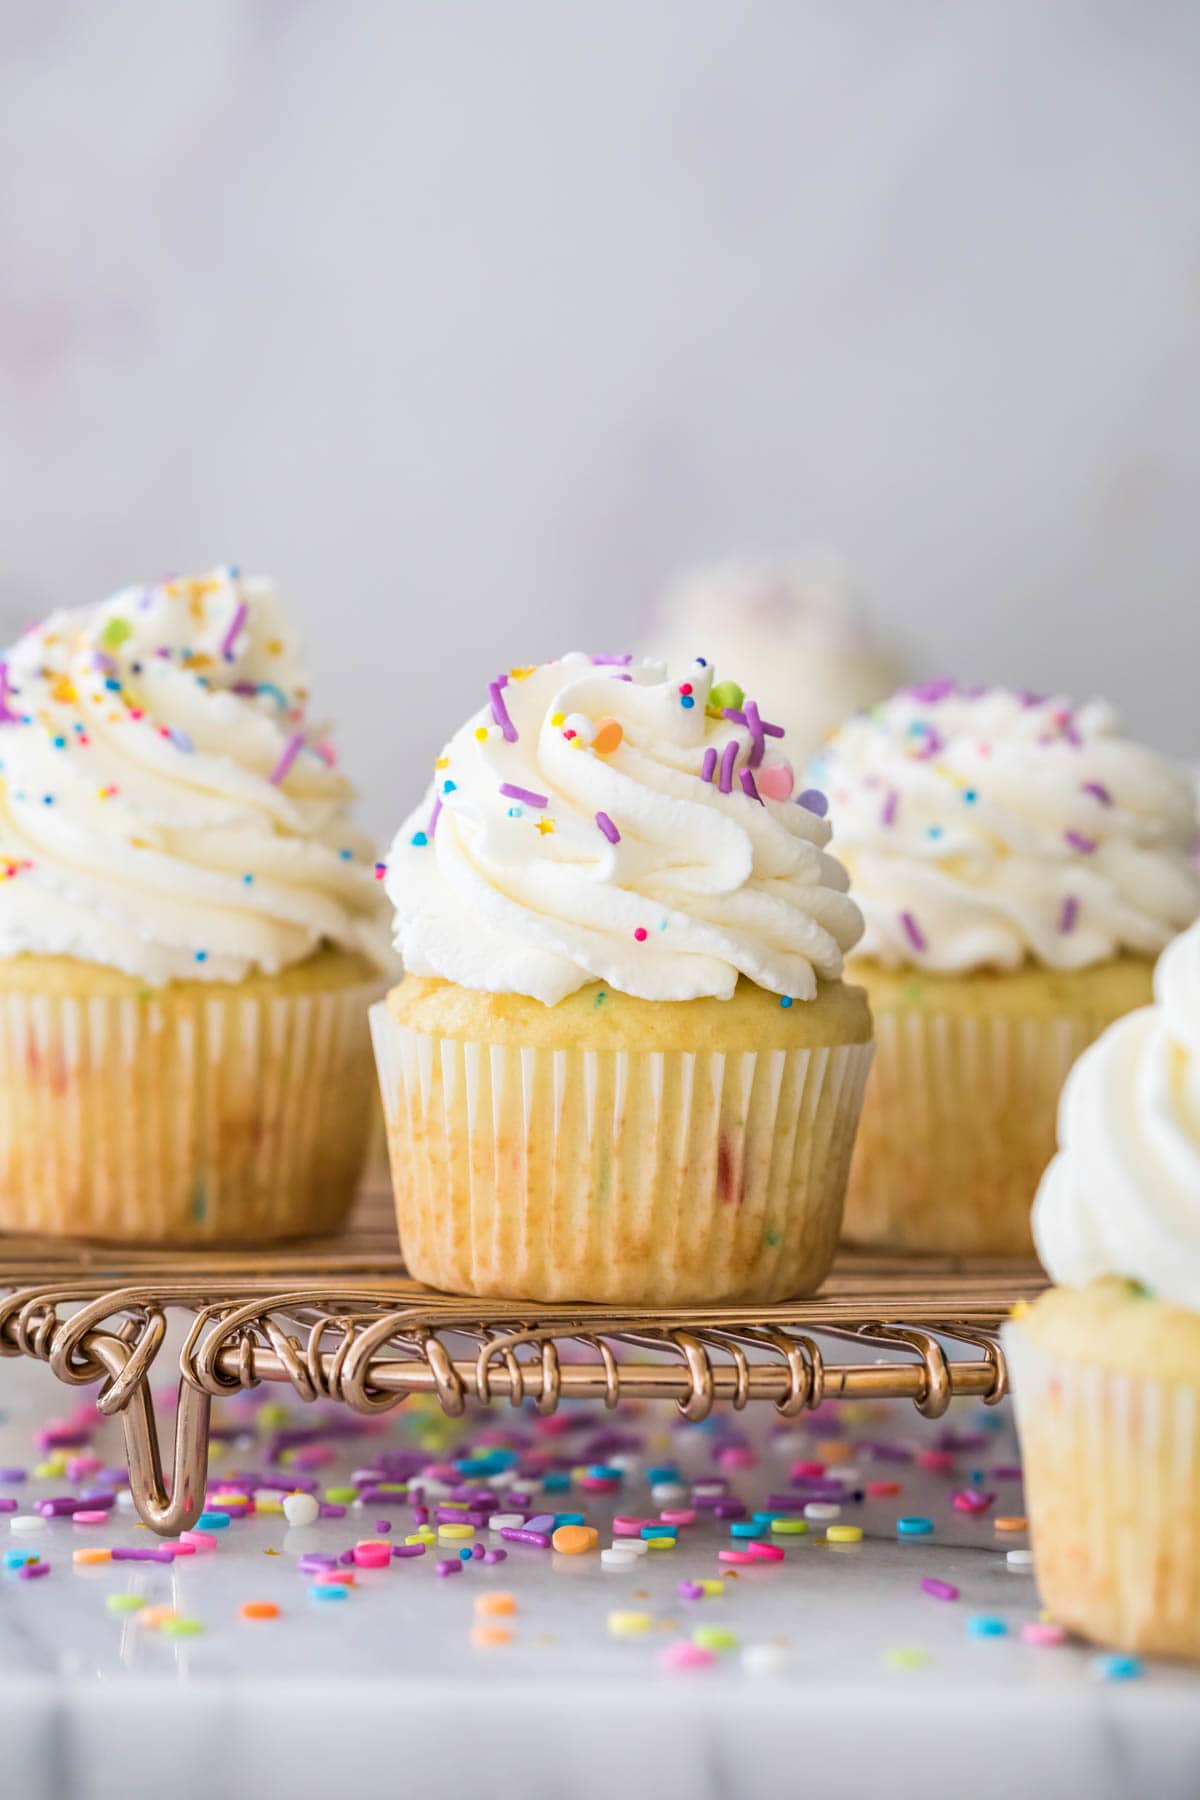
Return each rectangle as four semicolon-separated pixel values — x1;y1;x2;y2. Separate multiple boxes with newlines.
1;0;1197;835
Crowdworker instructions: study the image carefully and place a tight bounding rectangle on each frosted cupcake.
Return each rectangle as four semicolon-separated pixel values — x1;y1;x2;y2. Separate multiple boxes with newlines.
817;681;1199;1255
1004;920;1200;1658
373;652;872;1304
0;568;390;1243
644;553;903;765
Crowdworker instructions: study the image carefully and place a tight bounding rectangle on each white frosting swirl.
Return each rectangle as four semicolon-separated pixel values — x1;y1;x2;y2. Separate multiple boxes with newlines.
815;681;1199;971
0;569;390;983
1033;920;1200;1307
385;652;863;1005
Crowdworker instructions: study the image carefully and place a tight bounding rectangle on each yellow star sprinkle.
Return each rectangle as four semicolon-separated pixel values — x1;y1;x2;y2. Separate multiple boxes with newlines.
435;756;450;770
510;666;536;681
267;638;283;656
535;818;555;836
50;675;77;705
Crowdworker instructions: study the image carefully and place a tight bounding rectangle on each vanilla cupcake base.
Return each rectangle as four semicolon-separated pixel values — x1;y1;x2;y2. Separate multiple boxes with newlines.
0;949;383;1244
1006;1281;1200;1661
843;955;1154;1256
372;975;873;1304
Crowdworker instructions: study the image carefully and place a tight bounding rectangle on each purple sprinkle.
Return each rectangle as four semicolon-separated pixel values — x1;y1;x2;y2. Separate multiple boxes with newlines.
900;910;927;953
374;1520;393;1534
36;1498;87;1518
1081;781;1112;806
391;1543;427;1559
471;1543;485;1560
18;1562;50;1581
268;733;305;786
700;747;717;784
0;664;22;726
713;1501;747;1521
483;1548;508;1565
595;811;620;845
796;788;829;817
0;1499;17;1514
499;1527;551;1549
1058;895;1079;934
881;789;899;827
910;722;944;761
1064;830;1097;855
524;1514;556;1533
678;1580;705;1600
718;740;738;795
744;700;766;769
739;767;762;804
921;1577;959;1602
992;1465;1023;1481
591;654;632;665
487;679;518;744
906;678;959;704
298;1553;337;1573
435;1559;462;1577
319;1503;346;1519
220;600;248;661
499;783;548;809
428;795;442;837
339;1549;356;1566
857;1442;913;1465
0;1469;26;1484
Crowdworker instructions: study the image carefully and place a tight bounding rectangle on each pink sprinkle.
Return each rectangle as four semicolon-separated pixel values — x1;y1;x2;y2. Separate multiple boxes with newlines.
881;789;899;827
1064;830;1097;854
219;601;248;661
791;1461;825;1479
374;862;387;881
718;740;738;795
700;747;717;784
1022;1621;1067;1647
595;811;620;844
633;927;648;943
745;1541;785;1562
739;768;762;804
71;1511;108;1526
1058;895;1079;934
499;783;548;809
487;679;518;743
269;733;305;786
660;1509;696;1526
179;1529;217;1551
900;910;927;953
658;1639;716;1673
921;1577;960;1602
1081;781;1112;806
952;1489;995;1514
916;1451;956;1474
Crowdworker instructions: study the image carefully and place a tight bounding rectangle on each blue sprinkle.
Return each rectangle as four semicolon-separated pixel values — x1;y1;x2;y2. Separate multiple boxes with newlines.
896;1516;934;1536
642;1523;676;1539
963;789;978;804
795;788;829;817
242;873;254;884
309;1582;347;1602
196;1510;230;1530
338;848;352;860
41;795;53;805
554;1513;586;1527
680;694;695;709
967;1615;1008;1638
442;779;457;794
646;1466;679;1485
780;996;793;1008
104;678;120;692
1095;1653;1143;1682
586;1466;622;1482
411;832;428;847
51;736;66;749
695;656;707;666
730;1520;765;1538
542;1472;571;1493
195;950;208;963
458;1547;473;1561
926;825;943;839
507;807;523;818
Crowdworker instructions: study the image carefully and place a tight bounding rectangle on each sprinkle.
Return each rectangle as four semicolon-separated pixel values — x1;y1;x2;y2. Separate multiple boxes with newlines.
595;811;620;844
659;1640;717;1672
881;789;899;827
795;788;828;817
498;783;548;809
700;747;717;784
240;1602;279;1620
268;734;305;786
1064;830;1097;854
1022;1621;1066;1646
896;1517;934;1537
428;795;443;838
309;1583;348;1602
899;912;927;954
633;927;648;943
884;1647;929;1672
921;1577;959;1602
1058;896;1079;934
410;832;428;847
1081;780;1112;805
692;1625;738;1652
779;996;793;1009
608;1610;653;1637
739;768;762;804
967;1615;1008;1638
487;679;518;743
220;601;248;660
825;1524;862;1544
373;862;387;880
591;717;623;755
195;1511;231;1530
591;653;633;665
994;1516;1028;1533
1005;1548;1035;1570
106;1594;145;1614
718;740;738;795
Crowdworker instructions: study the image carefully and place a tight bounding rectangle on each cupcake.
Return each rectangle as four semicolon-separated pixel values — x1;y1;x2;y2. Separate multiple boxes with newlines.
373;651;872;1304
643;552;903;765
817;681;1199;1255
0;568;390;1243
1005;919;1200;1659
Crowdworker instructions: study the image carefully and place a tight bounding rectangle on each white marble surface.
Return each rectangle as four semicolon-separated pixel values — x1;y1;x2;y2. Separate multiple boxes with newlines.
0;1351;1198;1800
2;2;1199;837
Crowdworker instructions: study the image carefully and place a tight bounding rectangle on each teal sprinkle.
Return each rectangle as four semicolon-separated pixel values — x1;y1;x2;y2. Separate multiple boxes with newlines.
507;806;523;818
51;736;66;749
967;1615;1008;1638
926;825;943;839
1095;1653;1143;1682
195;950;208;962
339;848;352;860
41;795;53;805
594;991;606;1007
242;873;254;884
411;831;428;847
658;918;668;931
442;779;457;794
779;996;793;1009
962;789;978;804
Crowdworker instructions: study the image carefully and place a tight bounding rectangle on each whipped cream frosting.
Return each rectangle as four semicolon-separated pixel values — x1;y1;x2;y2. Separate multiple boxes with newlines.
645;553;903;765
1033;920;1200;1308
385;652;863;1005
0;569;390;983
814;681;1199;972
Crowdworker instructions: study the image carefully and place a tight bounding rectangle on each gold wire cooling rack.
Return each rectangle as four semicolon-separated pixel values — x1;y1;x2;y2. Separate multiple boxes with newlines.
0;1183;1046;1536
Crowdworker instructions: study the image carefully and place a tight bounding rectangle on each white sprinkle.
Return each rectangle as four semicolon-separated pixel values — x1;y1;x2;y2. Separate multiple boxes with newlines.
1006;1548;1035;1570
650;1482;689;1505
825;1465;861;1483
282;1492;320;1528
616;1537;650;1556
742;1643;794;1677
487;1513;524;1532
804;1502;841;1521
601;1547;640;1570
10;1515;45;1534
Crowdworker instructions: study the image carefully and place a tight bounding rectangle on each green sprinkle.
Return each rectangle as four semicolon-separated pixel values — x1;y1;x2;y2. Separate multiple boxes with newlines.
159;1617;203;1637
708;679;745;714
764;1226;781;1248
100;617;133;648
692;1625;738;1651
106;1593;146;1614
324;1486;358;1505
594;991;606;1008
884;1646;929;1671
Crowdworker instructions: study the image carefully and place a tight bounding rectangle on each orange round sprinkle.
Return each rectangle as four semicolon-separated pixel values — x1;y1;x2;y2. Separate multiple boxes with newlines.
591;717;623;755
994;1516;1028;1532
551;1525;599;1555
475;1590;517;1617
470;1624;513;1648
240;1601;280;1621
72;1548;112;1566
815;1439;853;1463
139;1605;178;1629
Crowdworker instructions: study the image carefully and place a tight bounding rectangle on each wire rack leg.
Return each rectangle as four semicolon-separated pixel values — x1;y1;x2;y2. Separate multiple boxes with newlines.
118;1375;212;1536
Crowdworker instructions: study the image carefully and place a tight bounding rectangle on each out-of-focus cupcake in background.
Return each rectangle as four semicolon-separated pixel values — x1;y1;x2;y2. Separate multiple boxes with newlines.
642;551;905;766
0;567;391;1244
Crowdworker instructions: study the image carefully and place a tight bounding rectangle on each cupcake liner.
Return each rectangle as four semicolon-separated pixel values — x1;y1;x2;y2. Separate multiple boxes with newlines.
845;1006;1119;1256
371;1003;873;1304
1005;1321;1200;1659
0;978;382;1243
